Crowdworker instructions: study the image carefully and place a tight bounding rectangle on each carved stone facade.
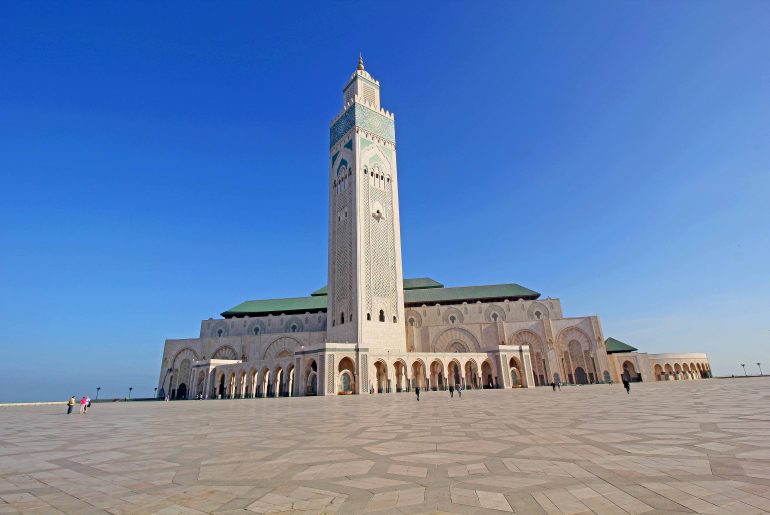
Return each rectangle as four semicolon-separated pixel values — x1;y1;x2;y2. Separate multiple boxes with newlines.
157;58;710;400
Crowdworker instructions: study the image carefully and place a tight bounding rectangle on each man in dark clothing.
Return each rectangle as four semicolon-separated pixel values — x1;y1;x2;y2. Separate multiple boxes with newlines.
551;382;556;391
415;386;420;401
449;384;454;398
622;378;630;394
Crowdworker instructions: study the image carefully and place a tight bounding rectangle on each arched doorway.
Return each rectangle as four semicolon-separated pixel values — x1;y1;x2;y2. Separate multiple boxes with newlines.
411;360;427;390
574;367;588;385
464;360;479;389
603;370;611;383
664;364;674;380
430;360;444;391
481;360;494;389
394;360;406;392
374;361;388;393
653;364;664;381
338;357;356;394
273;367;283;397
261;368;271;397
622;361;640;382
448;360;462;388
674;363;682;380
305;359;318;395
176;383;187;399
218;374;226;398
509;357;523;387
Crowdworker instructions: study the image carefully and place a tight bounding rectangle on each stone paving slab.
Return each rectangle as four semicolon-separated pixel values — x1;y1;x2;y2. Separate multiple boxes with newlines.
1;379;770;514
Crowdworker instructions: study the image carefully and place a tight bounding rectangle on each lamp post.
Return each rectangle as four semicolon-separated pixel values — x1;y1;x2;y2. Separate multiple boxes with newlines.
758;363;763;376
154;387;158;398
95;387;101;401
128;387;133;400
741;364;747;376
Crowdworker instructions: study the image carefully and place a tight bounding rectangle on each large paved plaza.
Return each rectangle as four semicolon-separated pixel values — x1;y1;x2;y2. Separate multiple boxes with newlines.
2;379;770;514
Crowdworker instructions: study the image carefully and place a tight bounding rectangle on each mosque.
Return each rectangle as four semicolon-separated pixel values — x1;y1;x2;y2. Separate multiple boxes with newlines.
157;58;711;400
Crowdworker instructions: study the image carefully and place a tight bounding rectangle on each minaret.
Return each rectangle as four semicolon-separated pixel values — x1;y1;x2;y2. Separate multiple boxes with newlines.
326;57;406;352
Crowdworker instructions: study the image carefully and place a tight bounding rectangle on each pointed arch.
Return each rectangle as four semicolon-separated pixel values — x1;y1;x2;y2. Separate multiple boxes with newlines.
432;327;481;353
211;345;238;361
262;337;301;360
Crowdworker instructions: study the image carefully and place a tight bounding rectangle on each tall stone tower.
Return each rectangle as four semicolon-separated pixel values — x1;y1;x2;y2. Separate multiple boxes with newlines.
326;57;406;352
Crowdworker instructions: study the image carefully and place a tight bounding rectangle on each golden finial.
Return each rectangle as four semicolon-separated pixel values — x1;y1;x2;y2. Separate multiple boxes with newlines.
358;53;365;71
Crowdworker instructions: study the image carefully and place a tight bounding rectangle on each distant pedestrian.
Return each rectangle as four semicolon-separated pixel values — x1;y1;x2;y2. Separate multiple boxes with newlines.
551;382;556;391
556;381;561;390
84;396;91;413
622;378;630;395
67;396;75;414
449;385;454;398
457;384;462;398
415;386;420;401
79;396;87;414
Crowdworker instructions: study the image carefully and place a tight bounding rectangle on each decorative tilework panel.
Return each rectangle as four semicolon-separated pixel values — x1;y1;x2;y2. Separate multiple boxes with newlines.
330;104;395;148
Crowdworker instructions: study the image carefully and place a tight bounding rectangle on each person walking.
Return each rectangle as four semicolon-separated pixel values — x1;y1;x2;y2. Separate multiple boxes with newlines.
79;396;87;414
84;396;91;413
457;383;462;398
415;386;420;401
66;396;75;414
551;381;556;391
449;384;454;398
622;378;630;395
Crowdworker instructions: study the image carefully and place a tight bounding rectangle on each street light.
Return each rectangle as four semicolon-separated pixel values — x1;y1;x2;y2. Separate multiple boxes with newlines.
96;387;101;401
128;387;133;400
741;364;747;376
758;363;763;376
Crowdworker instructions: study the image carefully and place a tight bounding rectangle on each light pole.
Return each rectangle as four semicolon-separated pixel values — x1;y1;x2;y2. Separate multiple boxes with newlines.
96;387;101;401
741;364;747;376
128;387;133;400
758;363;763;376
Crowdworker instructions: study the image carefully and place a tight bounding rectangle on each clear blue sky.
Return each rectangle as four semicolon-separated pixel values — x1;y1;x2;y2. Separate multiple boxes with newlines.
1;2;768;402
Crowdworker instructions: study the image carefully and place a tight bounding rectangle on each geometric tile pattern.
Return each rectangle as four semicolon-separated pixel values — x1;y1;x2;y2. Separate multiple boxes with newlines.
1;378;770;513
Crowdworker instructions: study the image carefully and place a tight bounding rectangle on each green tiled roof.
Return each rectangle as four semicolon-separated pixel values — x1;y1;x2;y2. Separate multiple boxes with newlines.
222;296;327;318
404;283;539;305
223;280;539;318
310;277;443;296
605;337;638;353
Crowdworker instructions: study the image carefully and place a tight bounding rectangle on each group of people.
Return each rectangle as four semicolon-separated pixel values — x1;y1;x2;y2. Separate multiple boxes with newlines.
413;384;463;401
66;395;92;414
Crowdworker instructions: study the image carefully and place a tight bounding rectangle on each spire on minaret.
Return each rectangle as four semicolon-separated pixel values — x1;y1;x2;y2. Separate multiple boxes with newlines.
358;53;365;71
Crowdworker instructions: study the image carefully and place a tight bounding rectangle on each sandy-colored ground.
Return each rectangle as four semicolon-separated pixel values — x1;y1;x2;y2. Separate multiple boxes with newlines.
1;378;770;514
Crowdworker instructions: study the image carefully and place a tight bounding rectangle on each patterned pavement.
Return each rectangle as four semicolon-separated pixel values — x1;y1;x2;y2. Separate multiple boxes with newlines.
1;378;770;514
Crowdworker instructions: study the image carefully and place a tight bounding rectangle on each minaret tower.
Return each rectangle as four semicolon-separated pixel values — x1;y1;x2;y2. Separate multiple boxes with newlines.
326;56;406;352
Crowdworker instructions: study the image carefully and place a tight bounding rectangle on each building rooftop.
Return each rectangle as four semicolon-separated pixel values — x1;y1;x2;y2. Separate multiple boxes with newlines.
221;278;540;318
605;337;639;353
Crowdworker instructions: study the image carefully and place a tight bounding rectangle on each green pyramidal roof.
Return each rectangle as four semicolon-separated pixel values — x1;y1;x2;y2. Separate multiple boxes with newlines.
605;337;638;353
222;278;540;318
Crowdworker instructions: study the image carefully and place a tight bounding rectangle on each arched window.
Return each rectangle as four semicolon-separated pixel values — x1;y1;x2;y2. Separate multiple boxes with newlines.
408;318;415;326
340;312;345;324
379;310;385;322
535;311;542;319
253;327;260;335
290;324;298;333
367;313;371;321
449;315;456;324
217;328;224;337
491;312;499;321
393;315;397;323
